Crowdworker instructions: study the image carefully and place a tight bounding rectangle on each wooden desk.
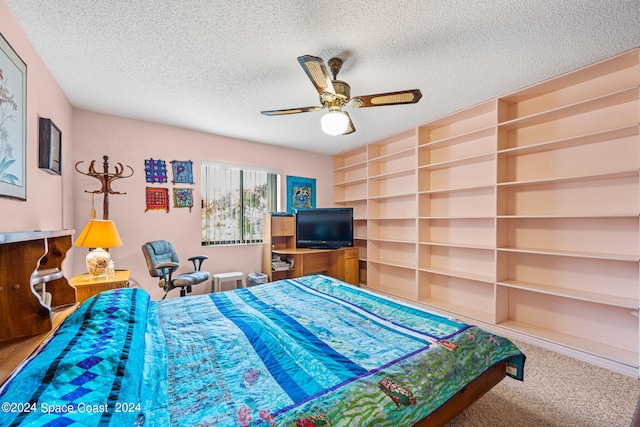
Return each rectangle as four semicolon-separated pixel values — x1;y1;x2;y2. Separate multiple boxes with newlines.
270;247;359;285
69;270;131;303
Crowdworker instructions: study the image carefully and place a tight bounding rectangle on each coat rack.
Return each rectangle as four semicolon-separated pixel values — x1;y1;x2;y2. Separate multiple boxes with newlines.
75;155;134;220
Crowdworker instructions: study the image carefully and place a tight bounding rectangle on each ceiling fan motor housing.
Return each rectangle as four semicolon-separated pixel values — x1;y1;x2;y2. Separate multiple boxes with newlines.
321;79;350;107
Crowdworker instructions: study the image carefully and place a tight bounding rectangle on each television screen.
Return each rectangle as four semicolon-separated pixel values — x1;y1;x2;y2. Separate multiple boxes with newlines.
296;208;354;249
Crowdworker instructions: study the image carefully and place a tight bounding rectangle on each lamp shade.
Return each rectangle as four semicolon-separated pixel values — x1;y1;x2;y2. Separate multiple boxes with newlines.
75;219;122;278
321;110;349;136
75;219;123;248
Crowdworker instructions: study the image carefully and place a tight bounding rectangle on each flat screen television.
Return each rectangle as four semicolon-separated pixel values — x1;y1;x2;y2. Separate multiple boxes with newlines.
296;208;354;249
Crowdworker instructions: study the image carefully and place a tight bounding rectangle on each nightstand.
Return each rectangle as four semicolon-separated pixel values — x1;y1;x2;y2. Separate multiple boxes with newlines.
69;270;131;303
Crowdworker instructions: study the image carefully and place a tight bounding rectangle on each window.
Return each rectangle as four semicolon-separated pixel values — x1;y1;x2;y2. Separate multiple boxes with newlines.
201;161;280;245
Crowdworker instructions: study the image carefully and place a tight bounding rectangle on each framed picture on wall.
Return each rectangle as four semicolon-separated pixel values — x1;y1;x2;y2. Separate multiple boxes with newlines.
0;33;27;200
38;118;62;175
286;175;316;213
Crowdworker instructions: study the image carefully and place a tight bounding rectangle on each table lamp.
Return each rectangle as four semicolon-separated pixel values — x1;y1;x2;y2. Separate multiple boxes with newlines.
74;219;123;278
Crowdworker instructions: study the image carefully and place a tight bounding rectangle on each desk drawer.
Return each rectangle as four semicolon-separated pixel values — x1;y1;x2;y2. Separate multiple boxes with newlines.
344;248;359;259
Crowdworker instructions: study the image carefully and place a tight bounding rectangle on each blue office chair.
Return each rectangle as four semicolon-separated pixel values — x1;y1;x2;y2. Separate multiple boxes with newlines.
142;240;210;299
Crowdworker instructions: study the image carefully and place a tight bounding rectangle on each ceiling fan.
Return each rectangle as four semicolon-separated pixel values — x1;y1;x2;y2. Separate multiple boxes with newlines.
261;55;422;136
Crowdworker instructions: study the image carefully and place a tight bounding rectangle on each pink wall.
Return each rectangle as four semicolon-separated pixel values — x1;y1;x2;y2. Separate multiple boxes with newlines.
1;0;334;300
0;0;74;232
73;112;333;300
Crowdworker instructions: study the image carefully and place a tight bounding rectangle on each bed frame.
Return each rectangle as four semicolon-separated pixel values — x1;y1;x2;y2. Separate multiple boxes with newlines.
2;326;508;427
416;360;507;426
1;330;507;427
0;238;510;426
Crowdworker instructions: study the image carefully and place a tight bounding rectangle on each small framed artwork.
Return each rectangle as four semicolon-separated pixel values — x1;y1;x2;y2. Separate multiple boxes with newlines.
0;33;27;199
173;187;194;211
145;187;170;212
144;158;168;183
171;160;194;184
38;118;62;175
286;175;316;213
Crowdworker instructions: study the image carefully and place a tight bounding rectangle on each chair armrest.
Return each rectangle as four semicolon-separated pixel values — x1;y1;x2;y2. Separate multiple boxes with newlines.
155;261;179;282
187;255;208;271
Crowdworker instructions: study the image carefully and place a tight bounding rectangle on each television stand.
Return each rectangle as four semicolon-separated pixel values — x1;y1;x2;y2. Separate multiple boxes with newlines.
262;212;359;285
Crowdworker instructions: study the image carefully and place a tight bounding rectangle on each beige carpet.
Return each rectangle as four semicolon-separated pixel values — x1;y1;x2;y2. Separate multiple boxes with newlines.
447;340;640;427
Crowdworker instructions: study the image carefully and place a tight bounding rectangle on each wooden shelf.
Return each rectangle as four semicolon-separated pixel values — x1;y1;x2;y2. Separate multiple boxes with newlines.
332;48;640;375
368;145;416;163
333;145;367;169
497;246;638;262
498;87;639;129
367;128;417;159
368;167;416;181
333;176;367;186
367;236;417;244
420;215;495;220
497;169;638;187
368;239;416;267
497;124;638;155
418;100;496;143
497;213;638;219
0;230;76;342
419;241;495;251
498;318;638;368
419;266;494;284
30;268;63;285
418;152;495;171
419;125;496;150
418;297;494;324
497;280;637;309
333;160;367;173
367;262;417;300
418;184;495;195
0;229;74;244
367;258;416;269
418;269;495;323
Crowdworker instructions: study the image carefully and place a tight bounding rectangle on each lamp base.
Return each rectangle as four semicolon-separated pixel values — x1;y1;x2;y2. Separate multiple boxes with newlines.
86;247;110;279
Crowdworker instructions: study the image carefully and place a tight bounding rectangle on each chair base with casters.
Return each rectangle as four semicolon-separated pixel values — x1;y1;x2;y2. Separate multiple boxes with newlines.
142;240;210;299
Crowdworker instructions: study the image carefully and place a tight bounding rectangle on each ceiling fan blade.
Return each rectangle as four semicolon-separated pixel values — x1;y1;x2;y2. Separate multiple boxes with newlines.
349;89;422;108
261;106;323;116
298;55;336;96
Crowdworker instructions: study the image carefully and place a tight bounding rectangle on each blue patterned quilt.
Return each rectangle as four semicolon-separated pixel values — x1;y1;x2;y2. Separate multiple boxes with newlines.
142;275;524;426
0;288;149;427
0;275;525;427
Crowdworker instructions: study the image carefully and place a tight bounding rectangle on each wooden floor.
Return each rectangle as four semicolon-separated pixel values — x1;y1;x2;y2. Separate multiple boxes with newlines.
0;304;77;385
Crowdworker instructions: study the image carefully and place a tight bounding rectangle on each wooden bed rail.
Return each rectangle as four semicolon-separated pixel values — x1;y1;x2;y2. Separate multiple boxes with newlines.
415;360;507;426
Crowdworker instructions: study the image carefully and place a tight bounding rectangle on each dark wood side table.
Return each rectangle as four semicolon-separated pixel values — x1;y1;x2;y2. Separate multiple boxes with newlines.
69;270;131;304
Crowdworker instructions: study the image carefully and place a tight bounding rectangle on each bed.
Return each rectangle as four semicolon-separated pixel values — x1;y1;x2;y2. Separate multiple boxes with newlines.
0;274;525;426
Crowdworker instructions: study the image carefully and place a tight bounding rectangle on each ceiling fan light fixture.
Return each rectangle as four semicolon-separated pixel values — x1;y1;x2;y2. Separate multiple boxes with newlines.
321;110;349;136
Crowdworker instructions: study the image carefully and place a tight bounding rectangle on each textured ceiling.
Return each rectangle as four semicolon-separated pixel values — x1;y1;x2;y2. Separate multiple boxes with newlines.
4;0;640;155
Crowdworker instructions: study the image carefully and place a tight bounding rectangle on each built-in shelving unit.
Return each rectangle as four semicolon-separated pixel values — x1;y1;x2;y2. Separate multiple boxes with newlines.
332;48;640;376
